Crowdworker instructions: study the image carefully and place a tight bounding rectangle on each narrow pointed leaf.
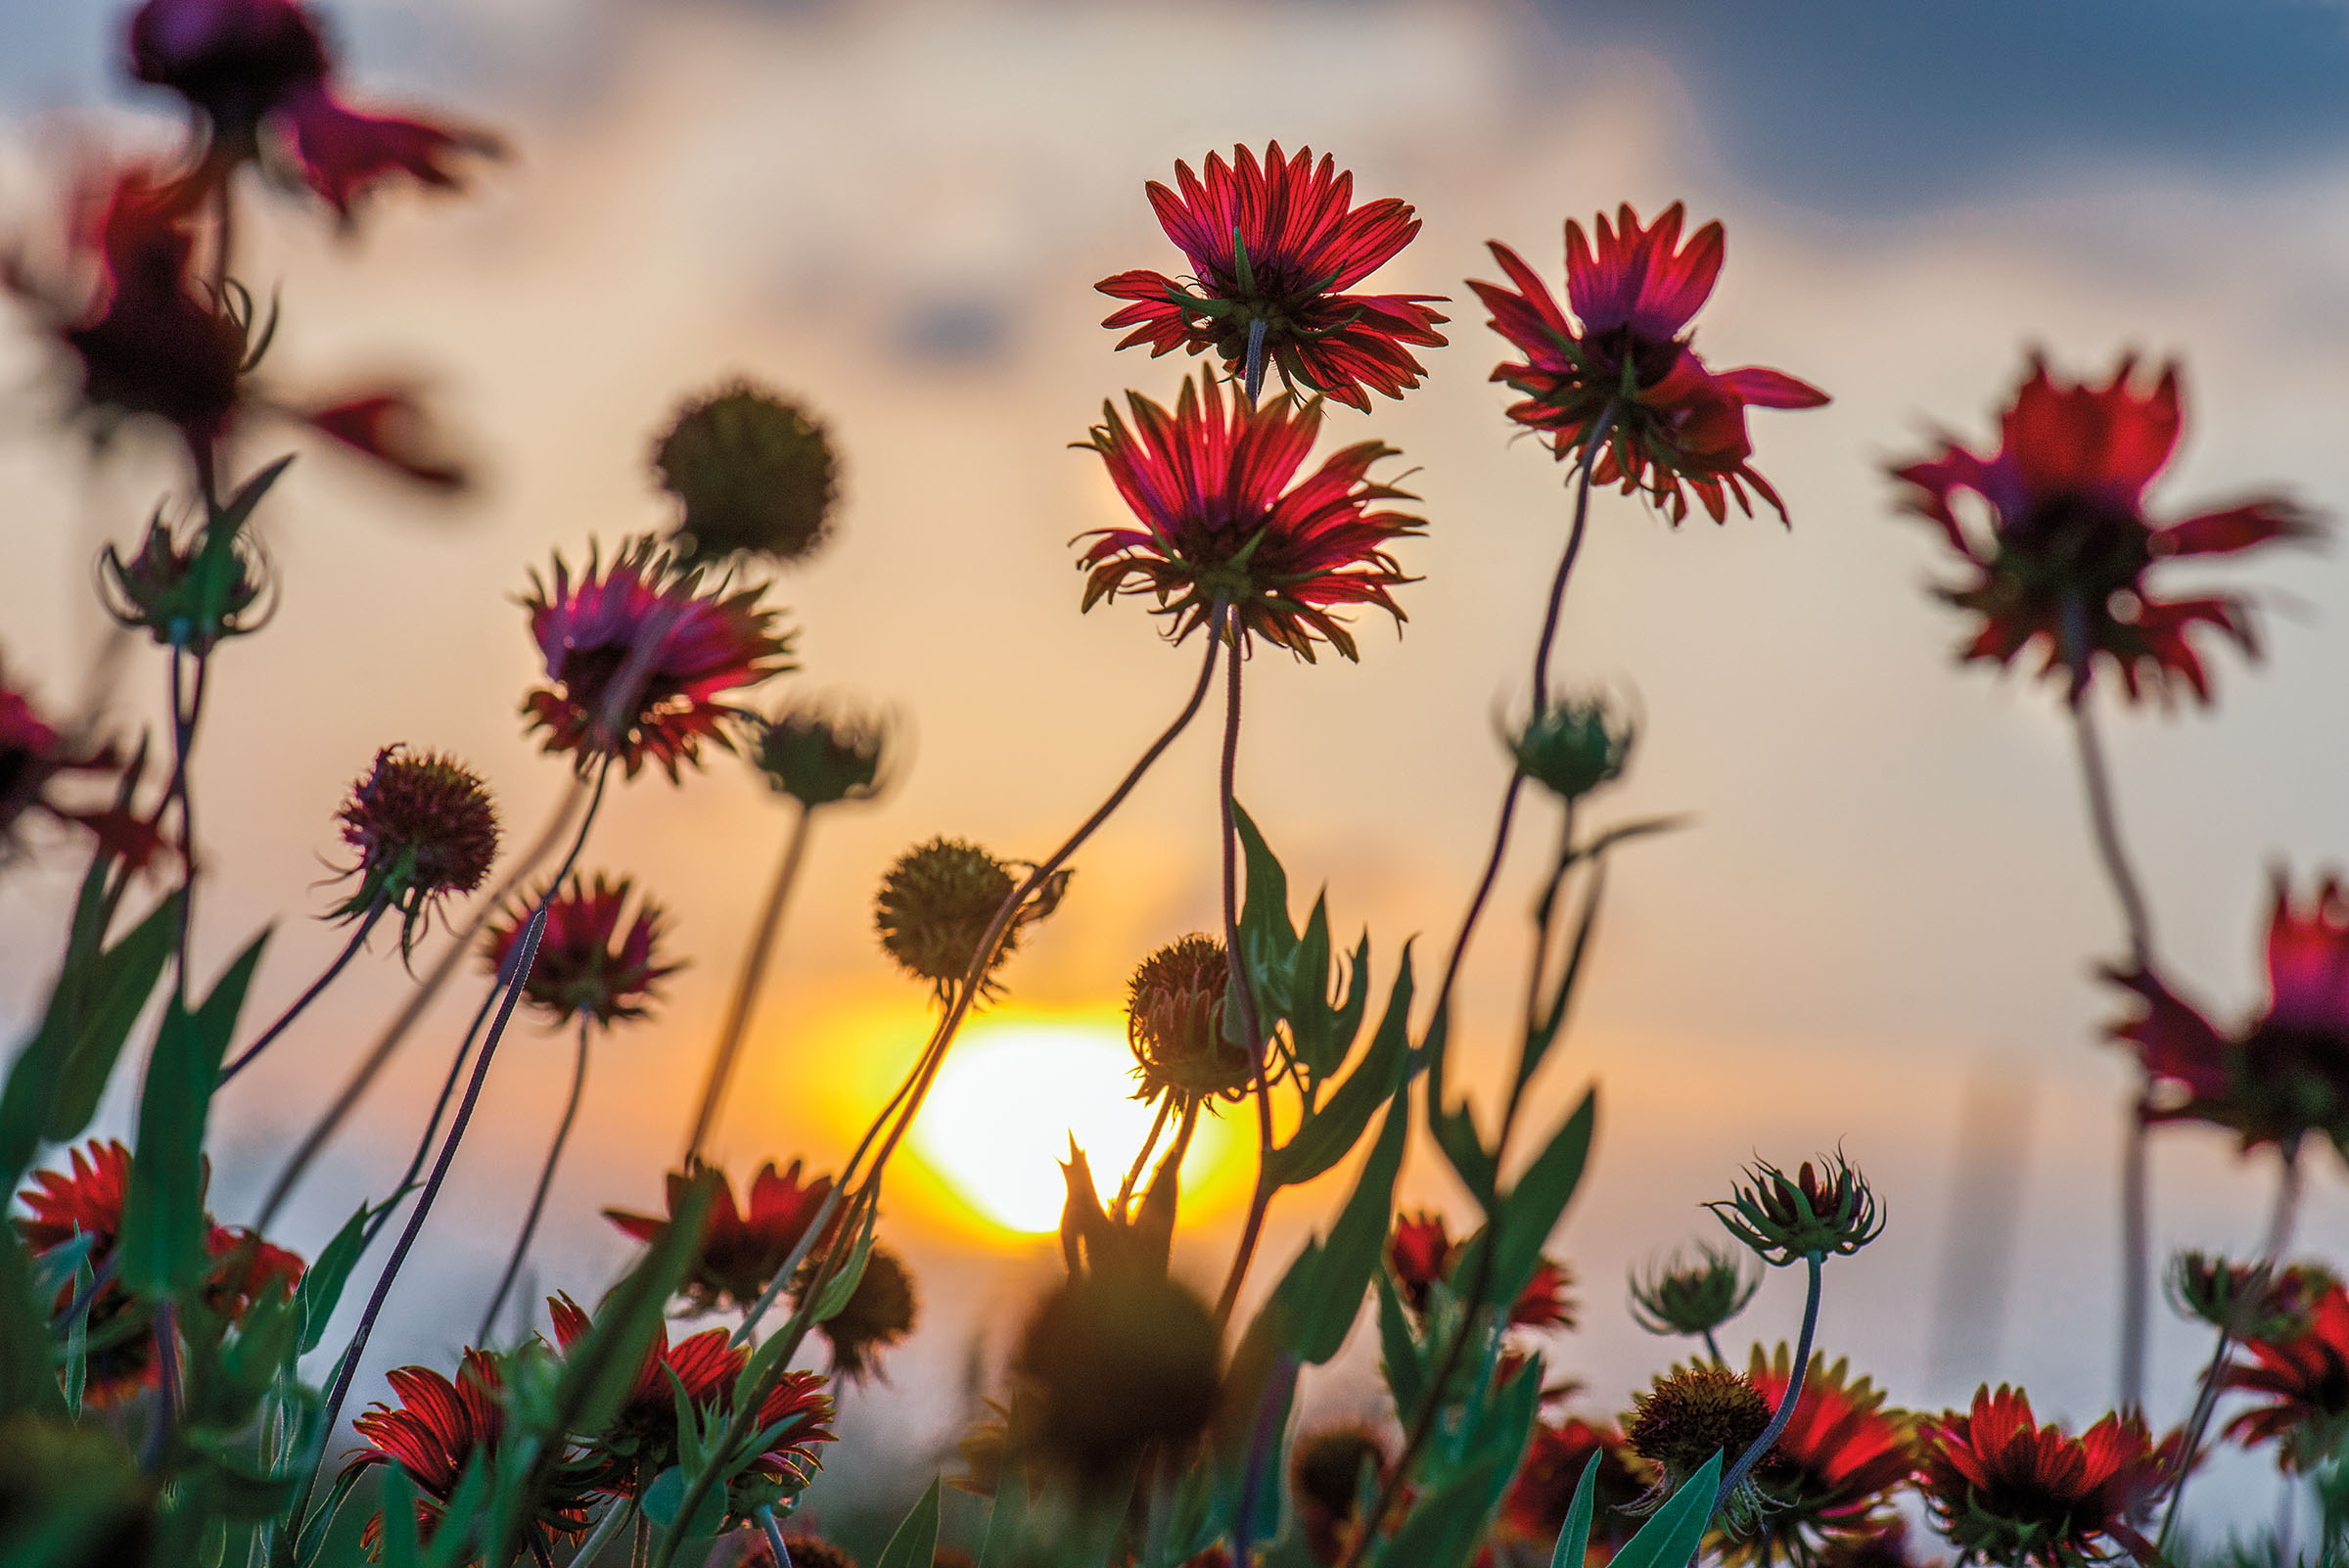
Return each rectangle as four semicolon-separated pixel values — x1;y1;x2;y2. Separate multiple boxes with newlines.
872;1478;943;1568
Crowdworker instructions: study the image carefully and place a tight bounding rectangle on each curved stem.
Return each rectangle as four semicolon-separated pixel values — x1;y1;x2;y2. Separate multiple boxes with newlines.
1117;1095;1176;1215
253;777;587;1230
2068;687;2155;969
683;802;816;1165
479;1021;594;1342
759;1506;794;1568
568;1499;633;1566
1214;643;1274;1327
218;899;389;1084
1719;1251;1823;1507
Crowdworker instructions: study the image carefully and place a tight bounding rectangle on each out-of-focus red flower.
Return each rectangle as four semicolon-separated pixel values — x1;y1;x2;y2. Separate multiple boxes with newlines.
547;1295;835;1514
126;0;500;218
483;872;677;1030
346;1348;596;1552
1891;354;2317;705
1733;1346;1915;1567
604;1159;837;1314
1078;371;1419;662
2224;1276;2349;1470
2107;873;2349;1158
1384;1211;1573;1329
1470;203;1827;524
1500;1415;1649;1563
1512;1259;1579;1331
1915;1385;2174;1568
0;669;165;869
297;389;471;489
521;536;793;780
1096;142;1447;411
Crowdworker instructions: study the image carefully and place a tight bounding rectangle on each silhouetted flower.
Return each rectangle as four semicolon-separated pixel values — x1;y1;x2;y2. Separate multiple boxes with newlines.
2168;1252;2333;1342
809;1244;917;1383
1915;1386;2173;1568
331;744;499;955
98;499;269;654
1513;696;1635;802
1077;371;1420;662
1891;354;2317;705
0;671;163;869
1709;1153;1883;1266
2224;1277;2349;1471
2108;874;2349;1158
1013;1270;1221;1482
655;381;840;567
484;872;677;1029
1626;1363;1774;1531
1630;1242;1760;1342
874;837;1065;1001
1471;203;1828;524
751;703;890;809
1126;934;1251;1107
604;1159;837;1314
1501;1416;1649;1563
1732;1347;1914;1567
1096;142;1448;410
1290;1425;1392;1565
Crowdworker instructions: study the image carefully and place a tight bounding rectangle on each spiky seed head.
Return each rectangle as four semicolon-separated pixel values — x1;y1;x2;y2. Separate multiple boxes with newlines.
100;506;268;653
1626;1363;1775;1532
1708;1151;1883;1267
1630;1240;1762;1338
1126;934;1252;1106
333;746;500;955
875;836;1067;1001
654;381;839;567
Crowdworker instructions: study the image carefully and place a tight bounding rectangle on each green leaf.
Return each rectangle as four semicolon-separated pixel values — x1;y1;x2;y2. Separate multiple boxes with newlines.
1420;1004;1497;1212
1267;947;1414;1189
295;1203;377;1355
0;1226;66;1419
1374;1273;1424;1417
1285;896;1339;1077
1488;1090;1596;1314
872;1478;943;1568
811;1202;878;1323
1272;1084;1408;1365
1373;1456;1503;1568
1605;1452;1722;1568
44;892;182;1143
1228;802;1297;1044
556;1172;714;1438
1547;1453;1601;1568
641;1466;728;1538
977;1464;1031;1568
379;1465;423;1568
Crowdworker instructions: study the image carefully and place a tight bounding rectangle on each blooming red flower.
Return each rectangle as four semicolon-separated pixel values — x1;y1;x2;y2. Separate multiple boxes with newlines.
1891;354;2316;705
522;536;793;780
548;1295;834;1514
1500;1416;1649;1563
126;0;500;217
1471;204;1827;524
1915;1385;2175;1568
1733;1346;1915;1567
1096;143;1448;411
603;1159;837;1314
346;1348;596;1552
2223;1276;2349;1470
2106;873;2349;1159
0;671;165;869
1078;372;1419;662
483;872;677;1030
1384;1212;1572;1329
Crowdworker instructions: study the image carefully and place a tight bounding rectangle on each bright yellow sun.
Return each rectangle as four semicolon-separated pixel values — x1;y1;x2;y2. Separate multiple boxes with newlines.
910;1016;1245;1234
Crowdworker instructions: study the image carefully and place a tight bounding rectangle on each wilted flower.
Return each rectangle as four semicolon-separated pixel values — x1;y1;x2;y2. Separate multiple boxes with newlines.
1077;371;1421;662
874;836;1065;1001
2223;1276;2349;1471
1012;1269;1221;1482
1290;1425;1391;1565
0;671;163;868
1709;1153;1883;1267
1385;1211;1574;1329
2107;874;2349;1158
1471;203;1829;524
1096;142;1448;410
1126;934;1251;1107
1890;354;2317;705
1733;1347;1915;1567
752;703;890;809
521;536;793;782
1626;1363;1775;1532
1513;696;1635;803
1915;1386;2174;1568
1630;1241;1760;1341
810;1243;917;1383
330;744;498;955
2167;1251;2332;1343
604;1158;837;1314
484;872;677;1029
1501;1416;1650;1562
654;381;840;567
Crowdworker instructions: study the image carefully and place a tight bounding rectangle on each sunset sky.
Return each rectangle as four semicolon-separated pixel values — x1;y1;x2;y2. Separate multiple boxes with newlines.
5;0;2349;1531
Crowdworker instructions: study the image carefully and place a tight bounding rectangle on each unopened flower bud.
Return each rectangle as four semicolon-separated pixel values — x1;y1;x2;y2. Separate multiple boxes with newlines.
753;703;890;808
1126;935;1251;1106
1708;1151;1883;1266
654;381;839;567
1630;1241;1761;1339
100;508;268;652
2167;1250;2331;1343
1511;696;1633;802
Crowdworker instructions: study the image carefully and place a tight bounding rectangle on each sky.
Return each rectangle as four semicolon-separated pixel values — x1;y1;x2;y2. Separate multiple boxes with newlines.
5;0;2349;1540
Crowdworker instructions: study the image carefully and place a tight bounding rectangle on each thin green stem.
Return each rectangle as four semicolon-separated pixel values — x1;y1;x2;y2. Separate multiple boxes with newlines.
1702;1328;1725;1366
1214;641;1274;1328
684;801;816;1165
569;1500;633;1566
219;899;389;1084
478;1019;594;1342
1720;1252;1822;1508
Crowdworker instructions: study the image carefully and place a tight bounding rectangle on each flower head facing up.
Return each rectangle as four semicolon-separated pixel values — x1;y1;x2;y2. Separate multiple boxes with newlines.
1891;354;2317;705
751;702;890;809
1096;143;1448;410
874;837;1066;1001
2224;1276;2349;1470
1710;1153;1883;1267
811;1243;917;1383
332;744;499;955
654;381;839;567
1289;1425;1391;1565
1126;934;1251;1107
126;0;501;217
1734;1347;1916;1567
521;536;793;782
1626;1363;1775;1531
1501;1416;1650;1561
1916;1386;2174;1568
604;1158;837;1314
1012;1269;1222;1483
1471;204;1828;524
1513;696;1635;804
2108;874;2349;1157
345;1348;595;1551
1077;372;1421;662
484;872;677;1030
1630;1241;1761;1341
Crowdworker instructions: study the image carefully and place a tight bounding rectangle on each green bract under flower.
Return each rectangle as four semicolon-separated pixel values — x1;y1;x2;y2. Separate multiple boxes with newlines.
1512;695;1635;802
654;381;839;567
99;464;284;652
1629;1240;1759;1338
1710;1153;1883;1266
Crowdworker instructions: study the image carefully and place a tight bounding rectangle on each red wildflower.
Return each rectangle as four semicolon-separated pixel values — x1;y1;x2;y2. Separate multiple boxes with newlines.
1513;1259;1580;1331
1891;354;2317;705
548;1295;835;1513
2106;873;2349;1158
521;536;793;780
1471;203;1827;524
332;745;500;955
1915;1385;2175;1568
1385;1212;1572;1329
483;872;677;1030
126;0;500;217
346;1348;596;1552
0;671;164;868
1732;1347;1915;1567
1096;142;1447;411
604;1159;837;1314
1500;1416;1649;1563
1078;372;1419;661
2223;1276;2349;1470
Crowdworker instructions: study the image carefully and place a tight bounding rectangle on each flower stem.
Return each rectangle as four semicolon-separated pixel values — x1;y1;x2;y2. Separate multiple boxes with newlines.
478;1019;594;1342
1718;1251;1822;1509
164;647;209;1010
1214;640;1275;1328
1243;319;1269;404
569;1500;634;1566
1117;1094;1175;1215
217;899;390;1084
683;800;816;1166
1702;1328;1725;1366
760;1506;794;1568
